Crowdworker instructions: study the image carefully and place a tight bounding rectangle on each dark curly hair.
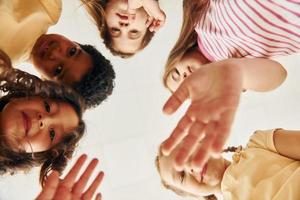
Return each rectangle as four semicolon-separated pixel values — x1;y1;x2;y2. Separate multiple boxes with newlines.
0;68;86;186
75;44;115;108
80;0;155;58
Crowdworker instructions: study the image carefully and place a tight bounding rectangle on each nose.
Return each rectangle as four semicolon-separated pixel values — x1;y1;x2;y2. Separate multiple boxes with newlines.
48;45;62;60
38;113;57;129
119;21;129;27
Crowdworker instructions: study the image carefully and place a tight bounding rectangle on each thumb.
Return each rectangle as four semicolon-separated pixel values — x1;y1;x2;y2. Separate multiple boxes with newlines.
163;83;189;114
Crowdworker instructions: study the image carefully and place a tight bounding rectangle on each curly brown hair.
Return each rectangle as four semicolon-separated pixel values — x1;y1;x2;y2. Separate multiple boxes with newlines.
80;0;155;58
0;68;86;186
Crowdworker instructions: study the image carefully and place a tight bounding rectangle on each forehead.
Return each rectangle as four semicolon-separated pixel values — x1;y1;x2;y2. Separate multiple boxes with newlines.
112;35;144;53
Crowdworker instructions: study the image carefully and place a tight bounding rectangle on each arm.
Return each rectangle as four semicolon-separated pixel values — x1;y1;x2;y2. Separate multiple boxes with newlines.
229;58;287;92
274;129;300;161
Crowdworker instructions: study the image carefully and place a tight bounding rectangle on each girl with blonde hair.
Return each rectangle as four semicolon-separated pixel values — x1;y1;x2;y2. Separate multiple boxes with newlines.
157;128;300;200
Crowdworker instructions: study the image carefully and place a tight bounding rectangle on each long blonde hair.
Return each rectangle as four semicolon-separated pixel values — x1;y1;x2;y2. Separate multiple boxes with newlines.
163;0;210;87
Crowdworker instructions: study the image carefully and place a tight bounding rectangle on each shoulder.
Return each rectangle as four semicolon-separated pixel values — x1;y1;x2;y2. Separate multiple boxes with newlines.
38;0;62;24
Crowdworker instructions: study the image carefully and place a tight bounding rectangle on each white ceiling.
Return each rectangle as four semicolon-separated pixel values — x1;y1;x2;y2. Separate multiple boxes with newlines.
1;1;300;200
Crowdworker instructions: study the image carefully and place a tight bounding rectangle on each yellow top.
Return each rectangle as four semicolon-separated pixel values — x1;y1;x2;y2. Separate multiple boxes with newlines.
221;129;300;200
0;0;62;64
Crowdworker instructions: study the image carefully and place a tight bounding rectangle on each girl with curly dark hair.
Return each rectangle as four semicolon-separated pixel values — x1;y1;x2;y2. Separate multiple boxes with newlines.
0;68;86;186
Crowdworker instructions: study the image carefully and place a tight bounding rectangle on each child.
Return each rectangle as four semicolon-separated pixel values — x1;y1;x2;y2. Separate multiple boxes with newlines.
0;68;85;185
161;0;300;171
0;0;115;108
81;0;166;58
157;128;300;200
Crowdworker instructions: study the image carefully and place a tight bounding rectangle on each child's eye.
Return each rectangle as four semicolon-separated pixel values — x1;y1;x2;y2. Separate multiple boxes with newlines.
49;129;56;142
68;47;77;57
44;101;51;113
171;68;180;81
54;65;63;76
179;171;185;183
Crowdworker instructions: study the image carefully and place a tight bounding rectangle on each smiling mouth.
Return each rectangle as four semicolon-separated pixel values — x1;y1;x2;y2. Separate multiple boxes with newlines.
21;112;31;136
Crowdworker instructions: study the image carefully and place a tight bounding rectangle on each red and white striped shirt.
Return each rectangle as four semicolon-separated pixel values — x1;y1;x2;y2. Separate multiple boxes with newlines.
195;0;300;62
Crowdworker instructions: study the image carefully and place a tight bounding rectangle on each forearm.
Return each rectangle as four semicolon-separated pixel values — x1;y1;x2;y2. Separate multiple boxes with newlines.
237;58;286;92
273;129;300;160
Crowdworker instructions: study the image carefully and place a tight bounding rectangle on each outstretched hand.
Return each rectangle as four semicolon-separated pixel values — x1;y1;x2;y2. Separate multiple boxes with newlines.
36;154;104;200
161;63;243;171
128;0;166;32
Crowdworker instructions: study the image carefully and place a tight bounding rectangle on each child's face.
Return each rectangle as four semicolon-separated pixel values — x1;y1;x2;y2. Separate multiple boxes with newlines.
105;0;149;54
31;34;93;85
166;50;210;92
158;148;226;196
0;97;79;152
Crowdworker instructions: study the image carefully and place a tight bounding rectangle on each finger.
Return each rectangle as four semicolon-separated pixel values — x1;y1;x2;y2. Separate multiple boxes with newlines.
61;154;88;189
95;193;102;200
72;159;99;196
163;84;190;115
191;122;217;170
153;20;165;32
151;20;161;32
36;171;60;200
174;122;206;170
145;16;154;28
149;19;157;32
82;171;104;200
161;115;192;156
212;110;235;152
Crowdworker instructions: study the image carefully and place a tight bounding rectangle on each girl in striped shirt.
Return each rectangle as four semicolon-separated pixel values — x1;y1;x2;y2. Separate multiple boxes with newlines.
163;0;300;91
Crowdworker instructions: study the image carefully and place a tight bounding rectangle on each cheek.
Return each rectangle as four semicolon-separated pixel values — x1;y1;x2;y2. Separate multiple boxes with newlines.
25;130;50;152
1;110;23;143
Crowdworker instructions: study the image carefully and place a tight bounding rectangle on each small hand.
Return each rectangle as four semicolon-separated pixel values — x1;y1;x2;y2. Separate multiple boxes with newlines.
128;0;166;32
161;63;243;171
36;154;104;200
